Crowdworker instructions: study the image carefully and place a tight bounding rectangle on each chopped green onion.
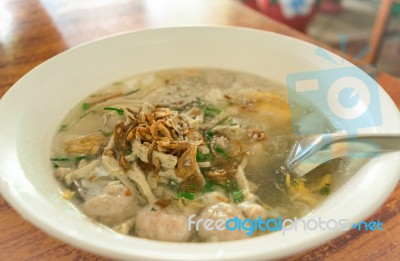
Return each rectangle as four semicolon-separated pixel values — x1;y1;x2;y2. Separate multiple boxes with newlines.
196;151;210;162
231;190;244;203
205;130;214;142
52;162;59;169
320;186;330;196
50;155;95;162
59;124;68;131
223;179;239;192
104;107;124;115
203;179;244;203
215;146;228;159
202;180;215;193
151;207;157;211
177;191;195;200
82;103;90;110
203;106;221;117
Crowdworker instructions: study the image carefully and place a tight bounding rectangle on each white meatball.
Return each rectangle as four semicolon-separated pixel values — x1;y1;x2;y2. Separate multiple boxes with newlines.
237;202;268;219
198;203;247;242
83;181;136;226
135;206;192;242
197;192;228;206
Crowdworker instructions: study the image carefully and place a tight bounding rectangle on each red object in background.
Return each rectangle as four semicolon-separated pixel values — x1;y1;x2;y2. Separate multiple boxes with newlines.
245;0;259;10
319;0;342;14
244;0;318;32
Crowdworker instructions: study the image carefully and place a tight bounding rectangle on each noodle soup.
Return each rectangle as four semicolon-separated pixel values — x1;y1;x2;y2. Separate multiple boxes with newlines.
51;68;350;242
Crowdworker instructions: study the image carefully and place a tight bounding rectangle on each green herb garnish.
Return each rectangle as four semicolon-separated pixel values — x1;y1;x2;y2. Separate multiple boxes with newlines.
82;103;90;110
50;155;95;162
231;190;244;203
59;124;68;131
201;180;215;193
205;130;214;142
196;151;211;162
203;106;221;117
222;179;243;203
215;146;228;159
223;179;238;192
151;207;157;211
177;191;195;200
104;107;124;115
320;186;330;196
52;162;59;169
202;179;244;203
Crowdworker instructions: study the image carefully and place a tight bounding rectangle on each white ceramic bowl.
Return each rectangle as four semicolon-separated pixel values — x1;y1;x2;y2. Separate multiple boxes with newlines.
0;27;399;261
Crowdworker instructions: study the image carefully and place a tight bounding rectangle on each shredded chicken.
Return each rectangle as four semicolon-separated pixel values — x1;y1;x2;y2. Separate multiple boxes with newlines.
235;158;257;202
101;151;144;202
64;160;100;185
127;163;156;204
127;139;177;169
235;158;250;191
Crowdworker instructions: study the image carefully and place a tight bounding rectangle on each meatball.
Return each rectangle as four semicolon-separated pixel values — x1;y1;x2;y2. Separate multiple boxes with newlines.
135;206;192;242
82;181;136;226
198;203;247;242
237;202;268;219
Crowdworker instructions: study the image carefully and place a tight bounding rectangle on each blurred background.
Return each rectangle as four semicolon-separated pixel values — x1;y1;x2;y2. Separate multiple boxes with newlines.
243;0;400;77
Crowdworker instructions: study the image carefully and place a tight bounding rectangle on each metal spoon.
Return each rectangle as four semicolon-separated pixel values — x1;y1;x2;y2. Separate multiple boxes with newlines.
287;133;400;177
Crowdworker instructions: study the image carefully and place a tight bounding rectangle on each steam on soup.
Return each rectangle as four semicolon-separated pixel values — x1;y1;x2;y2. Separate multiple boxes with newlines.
51;68;349;242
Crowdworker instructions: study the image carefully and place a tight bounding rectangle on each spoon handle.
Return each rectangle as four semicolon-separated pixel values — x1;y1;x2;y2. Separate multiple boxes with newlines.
288;133;400;177
327;133;400;152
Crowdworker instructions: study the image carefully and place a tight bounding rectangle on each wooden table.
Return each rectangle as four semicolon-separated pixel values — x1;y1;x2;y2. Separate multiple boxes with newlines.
0;0;399;260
